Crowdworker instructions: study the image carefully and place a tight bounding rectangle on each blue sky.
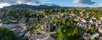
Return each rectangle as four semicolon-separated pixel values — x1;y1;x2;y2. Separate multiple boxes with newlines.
0;0;102;8
40;0;102;7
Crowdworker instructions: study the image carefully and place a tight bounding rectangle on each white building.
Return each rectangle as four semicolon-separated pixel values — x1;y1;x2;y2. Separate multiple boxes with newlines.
0;23;3;26
91;33;99;40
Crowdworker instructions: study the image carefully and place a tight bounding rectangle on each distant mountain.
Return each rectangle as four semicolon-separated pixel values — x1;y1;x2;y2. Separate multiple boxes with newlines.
3;4;60;10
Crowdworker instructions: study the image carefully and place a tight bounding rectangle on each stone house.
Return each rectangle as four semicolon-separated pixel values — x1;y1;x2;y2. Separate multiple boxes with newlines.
41;22;57;32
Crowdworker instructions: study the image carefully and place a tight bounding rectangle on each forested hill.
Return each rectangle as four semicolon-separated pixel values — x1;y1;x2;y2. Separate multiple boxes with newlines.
2;4;60;10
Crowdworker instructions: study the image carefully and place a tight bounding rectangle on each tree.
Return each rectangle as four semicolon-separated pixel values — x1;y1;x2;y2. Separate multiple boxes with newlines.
56;27;66;40
84;28;96;35
56;24;83;40
0;26;25;40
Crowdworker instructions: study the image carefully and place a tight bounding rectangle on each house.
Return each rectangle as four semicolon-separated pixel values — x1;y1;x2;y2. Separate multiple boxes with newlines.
82;33;99;40
18;23;27;31
91;33;99;40
95;23;98;29
81;19;87;23
29;34;46;40
80;11;84;16
96;20;101;25
24;30;43;40
11;26;22;34
41;22;57;32
0;23;3;26
99;37;102;40
77;21;86;28
9;19;18;23
70;13;75;16
29;33;55;40
86;24;92;29
99;17;102;20
19;17;26;23
91;16;96;20
89;20;93;24
56;15;60;19
45;34;55;40
82;33;91;40
98;25;102;33
24;31;31;38
21;26;27;32
60;13;64;16
29;17;35;23
74;16;80;21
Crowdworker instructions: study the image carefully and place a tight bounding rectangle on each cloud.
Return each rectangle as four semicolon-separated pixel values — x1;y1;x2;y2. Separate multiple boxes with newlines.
74;0;95;5
0;0;40;4
0;0;41;8
96;3;102;7
0;3;11;8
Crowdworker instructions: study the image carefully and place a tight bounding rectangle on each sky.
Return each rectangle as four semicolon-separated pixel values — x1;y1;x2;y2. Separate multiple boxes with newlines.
40;0;102;7
0;0;102;8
